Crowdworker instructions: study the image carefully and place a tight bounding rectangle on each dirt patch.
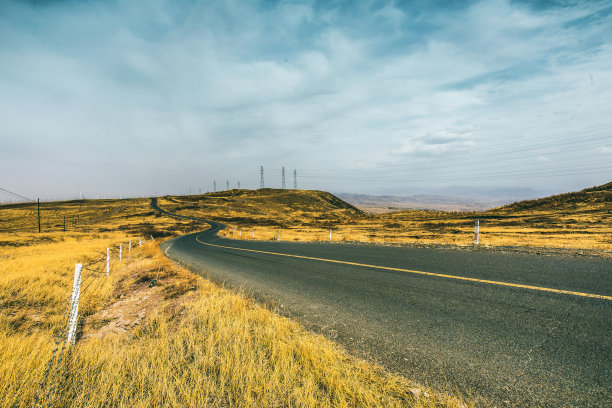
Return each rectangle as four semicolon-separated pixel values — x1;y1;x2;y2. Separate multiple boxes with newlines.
80;258;199;340
80;282;163;339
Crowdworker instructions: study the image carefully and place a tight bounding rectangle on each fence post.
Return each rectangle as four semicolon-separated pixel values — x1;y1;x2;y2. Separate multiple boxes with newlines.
66;264;82;344
474;220;480;245
106;248;110;276
329;229;332;241
119;244;122;261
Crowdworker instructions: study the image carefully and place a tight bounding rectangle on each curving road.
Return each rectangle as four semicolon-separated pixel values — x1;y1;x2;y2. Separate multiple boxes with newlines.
152;198;612;407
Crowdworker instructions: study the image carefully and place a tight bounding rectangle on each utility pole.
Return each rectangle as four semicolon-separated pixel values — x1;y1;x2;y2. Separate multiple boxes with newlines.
37;198;41;233
214;180;216;192
226;180;229;190
260;166;265;189
293;169;297;189
238;181;240;189
282;167;286;189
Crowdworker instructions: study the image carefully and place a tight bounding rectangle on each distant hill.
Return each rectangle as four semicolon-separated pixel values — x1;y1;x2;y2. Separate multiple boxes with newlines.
160;189;364;228
433;185;542;200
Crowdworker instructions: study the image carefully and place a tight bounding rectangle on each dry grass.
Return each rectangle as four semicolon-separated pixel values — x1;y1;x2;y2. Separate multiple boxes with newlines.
0;197;201;236
0;199;470;407
161;185;611;252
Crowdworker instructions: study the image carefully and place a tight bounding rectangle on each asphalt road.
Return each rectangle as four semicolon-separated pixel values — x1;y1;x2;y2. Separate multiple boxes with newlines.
152;199;612;407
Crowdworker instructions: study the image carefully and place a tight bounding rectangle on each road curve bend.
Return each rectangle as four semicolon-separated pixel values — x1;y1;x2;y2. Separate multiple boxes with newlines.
151;198;612;408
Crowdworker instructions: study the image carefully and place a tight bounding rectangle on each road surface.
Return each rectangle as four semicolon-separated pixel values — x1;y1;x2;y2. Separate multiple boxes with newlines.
152;198;612;407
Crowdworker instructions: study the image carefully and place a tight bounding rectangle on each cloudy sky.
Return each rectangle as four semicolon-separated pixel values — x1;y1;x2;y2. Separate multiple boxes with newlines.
1;0;611;201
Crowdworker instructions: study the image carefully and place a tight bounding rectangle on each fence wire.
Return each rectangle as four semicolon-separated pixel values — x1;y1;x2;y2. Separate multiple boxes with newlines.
31;239;139;407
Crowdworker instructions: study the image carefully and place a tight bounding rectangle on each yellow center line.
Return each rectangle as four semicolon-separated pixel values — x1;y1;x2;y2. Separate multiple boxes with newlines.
194;235;612;301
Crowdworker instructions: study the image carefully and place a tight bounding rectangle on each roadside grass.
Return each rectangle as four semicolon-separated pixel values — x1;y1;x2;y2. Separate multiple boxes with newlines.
157;184;611;252
0;200;470;407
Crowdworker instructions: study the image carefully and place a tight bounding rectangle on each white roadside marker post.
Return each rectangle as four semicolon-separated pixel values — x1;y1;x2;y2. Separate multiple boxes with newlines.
239;230;242;237
277;230;280;241
252;231;254;239
128;240;131;253
119;244;122;261
67;263;82;344
106;248;110;276
329;229;332;241
139;238;142;247
475;220;480;245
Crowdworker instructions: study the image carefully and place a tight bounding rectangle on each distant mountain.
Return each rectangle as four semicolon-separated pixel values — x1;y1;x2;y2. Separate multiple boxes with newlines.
335;192;511;213
431;185;543;200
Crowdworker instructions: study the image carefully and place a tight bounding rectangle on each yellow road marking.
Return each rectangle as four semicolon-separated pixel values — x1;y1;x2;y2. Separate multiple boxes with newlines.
194;235;612;301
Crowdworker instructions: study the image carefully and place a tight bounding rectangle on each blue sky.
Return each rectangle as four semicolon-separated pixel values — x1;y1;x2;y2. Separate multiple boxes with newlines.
1;0;611;200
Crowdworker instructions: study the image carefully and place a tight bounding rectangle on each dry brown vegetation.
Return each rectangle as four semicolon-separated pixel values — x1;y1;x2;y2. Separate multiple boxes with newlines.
0;198;469;407
158;184;611;253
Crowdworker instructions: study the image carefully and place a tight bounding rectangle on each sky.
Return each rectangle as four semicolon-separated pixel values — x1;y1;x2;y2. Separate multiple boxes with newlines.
1;0;611;201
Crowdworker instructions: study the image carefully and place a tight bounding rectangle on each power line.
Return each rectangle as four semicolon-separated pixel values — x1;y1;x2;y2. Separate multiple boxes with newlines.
0;186;35;202
299;163;612;184
300;130;610;176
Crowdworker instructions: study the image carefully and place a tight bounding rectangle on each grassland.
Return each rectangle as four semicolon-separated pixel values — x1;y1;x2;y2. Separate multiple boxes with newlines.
0;198;469;407
157;183;611;253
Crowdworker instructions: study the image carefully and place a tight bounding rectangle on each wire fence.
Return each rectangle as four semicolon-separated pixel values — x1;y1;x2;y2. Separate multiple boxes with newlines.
31;236;153;408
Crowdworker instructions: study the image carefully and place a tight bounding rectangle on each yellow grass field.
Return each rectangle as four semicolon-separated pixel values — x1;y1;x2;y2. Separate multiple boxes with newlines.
158;183;611;253
0;198;469;407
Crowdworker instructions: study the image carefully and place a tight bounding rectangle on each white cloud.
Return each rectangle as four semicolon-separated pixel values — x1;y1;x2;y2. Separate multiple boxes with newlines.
0;0;610;198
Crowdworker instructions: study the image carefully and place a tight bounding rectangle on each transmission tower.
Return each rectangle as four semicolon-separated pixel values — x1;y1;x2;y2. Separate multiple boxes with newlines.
237;181;240;189
293;169;297;189
260;166;264;188
213;180;216;192
226;180;229;190
282;167;286;189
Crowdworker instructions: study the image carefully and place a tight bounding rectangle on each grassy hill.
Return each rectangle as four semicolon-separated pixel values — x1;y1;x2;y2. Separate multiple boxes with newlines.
157;189;364;229
165;183;610;252
499;181;611;212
